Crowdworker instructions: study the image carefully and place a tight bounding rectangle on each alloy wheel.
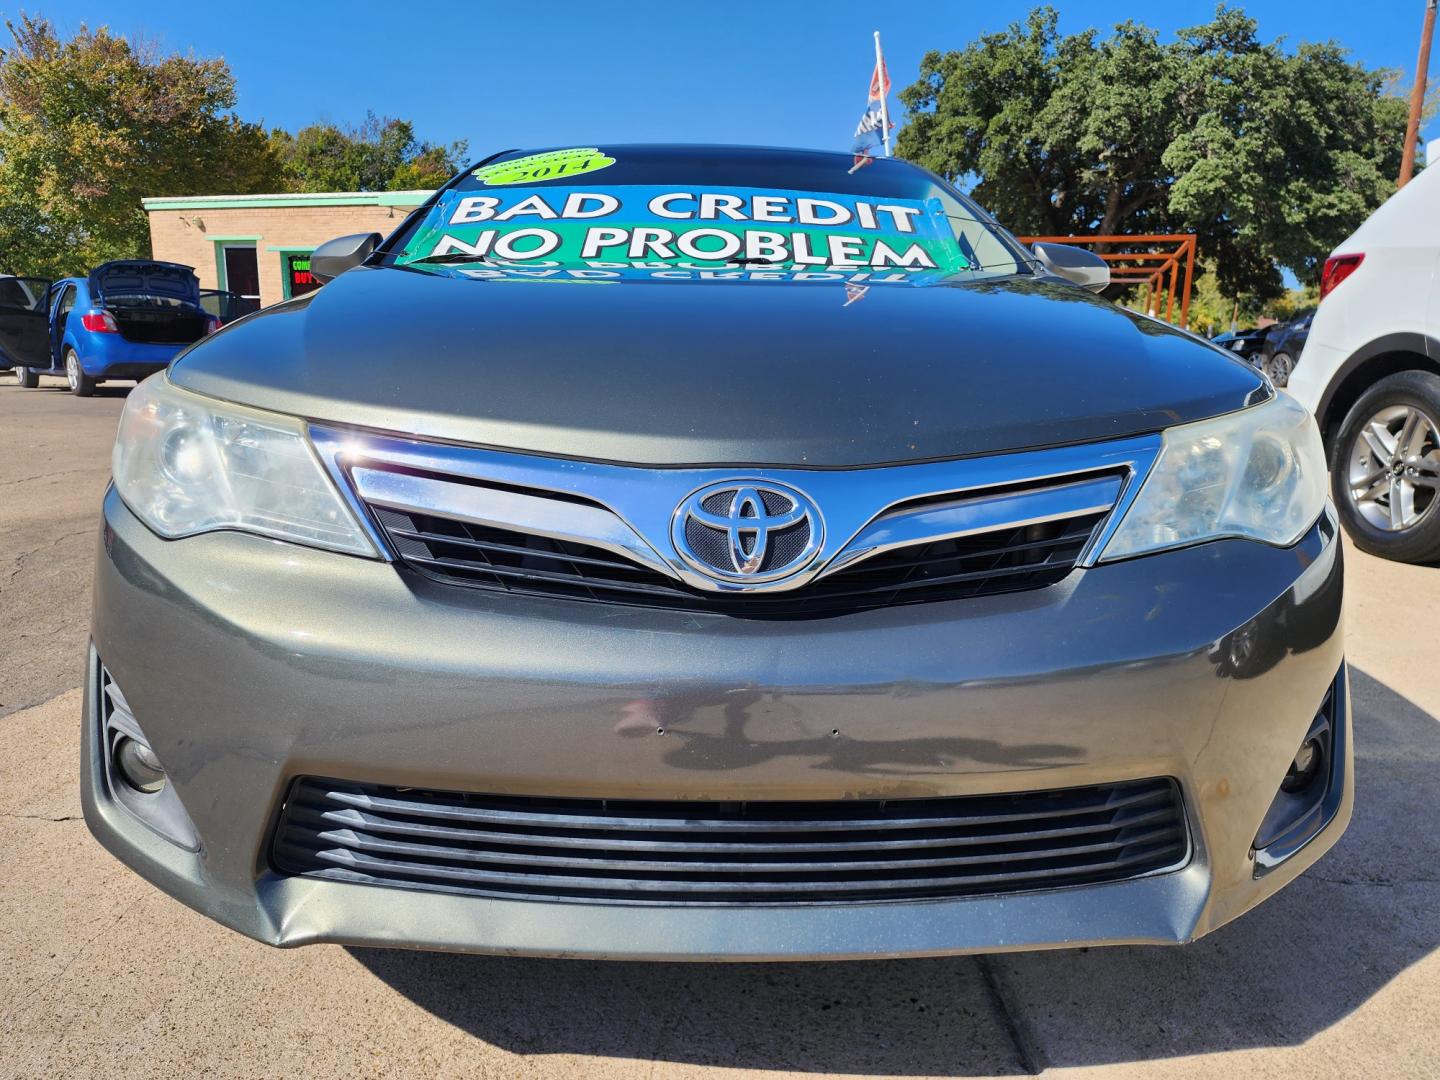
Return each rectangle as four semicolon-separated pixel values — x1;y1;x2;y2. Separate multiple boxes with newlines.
1346;404;1440;531
65;351;79;391
1265;353;1293;387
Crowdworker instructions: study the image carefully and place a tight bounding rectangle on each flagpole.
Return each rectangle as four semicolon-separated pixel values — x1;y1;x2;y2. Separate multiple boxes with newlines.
874;30;891;157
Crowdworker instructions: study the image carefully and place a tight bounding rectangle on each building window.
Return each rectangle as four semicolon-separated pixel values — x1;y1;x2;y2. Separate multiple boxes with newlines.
282;251;320;299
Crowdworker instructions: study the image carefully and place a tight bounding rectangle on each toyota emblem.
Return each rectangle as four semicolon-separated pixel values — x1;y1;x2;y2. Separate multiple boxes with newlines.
671;481;824;587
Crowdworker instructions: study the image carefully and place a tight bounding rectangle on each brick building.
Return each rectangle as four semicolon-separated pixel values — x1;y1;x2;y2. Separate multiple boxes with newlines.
142;190;434;309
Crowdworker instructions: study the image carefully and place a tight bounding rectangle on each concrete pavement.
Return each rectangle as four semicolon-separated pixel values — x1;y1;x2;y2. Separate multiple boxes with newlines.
2;375;1437;1078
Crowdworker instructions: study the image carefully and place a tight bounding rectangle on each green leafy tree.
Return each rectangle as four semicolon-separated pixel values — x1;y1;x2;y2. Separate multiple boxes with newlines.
1179;264;1232;336
269;112;467;193
897;6;1410;300
1263;283;1320;322
0;15;282;277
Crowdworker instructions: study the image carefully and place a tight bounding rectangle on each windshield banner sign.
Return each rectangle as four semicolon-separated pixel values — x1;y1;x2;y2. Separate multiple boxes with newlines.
398;185;970;282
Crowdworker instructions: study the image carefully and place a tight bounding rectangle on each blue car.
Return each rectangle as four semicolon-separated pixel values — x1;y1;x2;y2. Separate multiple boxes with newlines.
2;261;215;396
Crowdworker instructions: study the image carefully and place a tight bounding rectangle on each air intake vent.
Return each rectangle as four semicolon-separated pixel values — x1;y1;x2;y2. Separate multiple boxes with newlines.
272;777;1188;906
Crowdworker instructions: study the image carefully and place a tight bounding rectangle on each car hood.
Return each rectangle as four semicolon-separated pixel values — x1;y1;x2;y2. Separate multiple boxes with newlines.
170;267;1265;467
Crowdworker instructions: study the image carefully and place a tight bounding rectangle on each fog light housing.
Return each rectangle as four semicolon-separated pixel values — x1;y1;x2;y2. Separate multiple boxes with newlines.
114;735;166;794
94;651;199;851
1253;666;1347;875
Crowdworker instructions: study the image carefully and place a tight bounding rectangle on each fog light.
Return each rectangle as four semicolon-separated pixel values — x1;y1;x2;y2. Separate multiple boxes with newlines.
1280;737;1323;793
114;735;166;794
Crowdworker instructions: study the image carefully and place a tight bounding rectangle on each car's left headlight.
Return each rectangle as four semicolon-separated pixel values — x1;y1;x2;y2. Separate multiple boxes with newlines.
112;375;377;556
1099;393;1328;561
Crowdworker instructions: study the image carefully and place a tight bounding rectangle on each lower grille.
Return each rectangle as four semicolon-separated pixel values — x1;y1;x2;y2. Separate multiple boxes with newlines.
271;777;1188;906
372;503;1105;618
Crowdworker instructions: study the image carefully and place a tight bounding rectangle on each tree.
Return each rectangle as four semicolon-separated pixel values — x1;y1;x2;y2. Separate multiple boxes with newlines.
0;15;282;277
269;112;467;193
1262;283;1319;322
1178;264;1237;336
897;6;1410;300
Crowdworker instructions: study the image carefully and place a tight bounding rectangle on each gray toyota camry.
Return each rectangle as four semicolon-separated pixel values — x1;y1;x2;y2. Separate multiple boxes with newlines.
85;144;1347;960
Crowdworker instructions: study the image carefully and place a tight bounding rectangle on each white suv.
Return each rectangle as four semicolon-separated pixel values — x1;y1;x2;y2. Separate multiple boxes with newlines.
1287;163;1440;563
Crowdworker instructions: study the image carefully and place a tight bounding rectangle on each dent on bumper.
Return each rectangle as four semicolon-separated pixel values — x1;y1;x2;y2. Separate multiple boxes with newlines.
83;489;1349;959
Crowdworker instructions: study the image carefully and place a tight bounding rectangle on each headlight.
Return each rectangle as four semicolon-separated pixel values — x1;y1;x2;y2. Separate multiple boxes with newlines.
113;376;377;556
1099;394;1327;560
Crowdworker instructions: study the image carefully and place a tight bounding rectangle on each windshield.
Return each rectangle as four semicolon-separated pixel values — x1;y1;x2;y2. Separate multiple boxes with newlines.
383;145;1031;286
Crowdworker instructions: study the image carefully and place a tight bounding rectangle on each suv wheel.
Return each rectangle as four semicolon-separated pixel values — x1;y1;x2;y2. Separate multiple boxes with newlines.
1265;352;1294;387
65;348;96;397
1333;370;1440;563
14;364;38;388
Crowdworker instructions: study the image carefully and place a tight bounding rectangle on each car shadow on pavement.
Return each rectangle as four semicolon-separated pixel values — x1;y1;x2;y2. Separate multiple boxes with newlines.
351;666;1438;1075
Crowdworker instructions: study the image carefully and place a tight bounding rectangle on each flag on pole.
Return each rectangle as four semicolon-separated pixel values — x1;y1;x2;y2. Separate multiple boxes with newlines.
851;105;886;168
868;54;891;102
851;31;893;171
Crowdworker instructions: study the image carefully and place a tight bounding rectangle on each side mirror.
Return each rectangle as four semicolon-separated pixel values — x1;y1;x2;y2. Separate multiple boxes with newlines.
1032;242;1110;293
311;232;382;284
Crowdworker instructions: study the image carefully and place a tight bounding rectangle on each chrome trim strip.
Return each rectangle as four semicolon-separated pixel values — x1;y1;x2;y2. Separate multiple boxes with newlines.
828;474;1123;574
309;427;394;559
1074;451;1155;568
309;424;1164;594
350;467;677;580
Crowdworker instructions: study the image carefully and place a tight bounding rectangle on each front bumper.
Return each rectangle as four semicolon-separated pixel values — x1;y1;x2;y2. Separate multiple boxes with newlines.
84;488;1349;959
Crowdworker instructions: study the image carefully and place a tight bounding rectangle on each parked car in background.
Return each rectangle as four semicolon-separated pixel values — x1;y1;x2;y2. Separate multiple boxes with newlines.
7;261;216;395
1257;309;1314;387
1287;160;1440;563
0;274;54;373
1212;326;1268;368
87;145;1346;961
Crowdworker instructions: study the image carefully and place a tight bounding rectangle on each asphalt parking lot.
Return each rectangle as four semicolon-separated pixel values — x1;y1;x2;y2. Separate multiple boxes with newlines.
2;376;1438;1079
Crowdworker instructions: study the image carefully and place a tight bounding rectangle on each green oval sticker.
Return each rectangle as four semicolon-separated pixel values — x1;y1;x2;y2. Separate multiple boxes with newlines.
473;148;616;186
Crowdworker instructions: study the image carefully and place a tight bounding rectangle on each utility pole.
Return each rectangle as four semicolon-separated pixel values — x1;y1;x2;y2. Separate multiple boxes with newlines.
1400;0;1438;188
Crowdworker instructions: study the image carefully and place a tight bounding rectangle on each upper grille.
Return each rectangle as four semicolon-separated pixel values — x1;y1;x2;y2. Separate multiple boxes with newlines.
369;500;1105;618
272;777;1188;906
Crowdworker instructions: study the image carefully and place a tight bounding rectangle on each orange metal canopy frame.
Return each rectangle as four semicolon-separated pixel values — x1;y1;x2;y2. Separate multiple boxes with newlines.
1016;234;1198;330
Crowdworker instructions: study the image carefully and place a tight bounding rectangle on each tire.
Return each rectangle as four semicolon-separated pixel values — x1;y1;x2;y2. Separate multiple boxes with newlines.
1331;369;1440;564
65;348;96;397
14;364;38;388
1265;351;1294;387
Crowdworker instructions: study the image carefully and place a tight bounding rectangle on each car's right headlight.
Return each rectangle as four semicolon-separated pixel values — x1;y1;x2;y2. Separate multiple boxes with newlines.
112;375;377;556
1098;393;1328;561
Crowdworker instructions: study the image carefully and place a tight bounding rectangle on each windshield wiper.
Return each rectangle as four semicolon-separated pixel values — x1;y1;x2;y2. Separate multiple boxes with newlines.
403;252;496;266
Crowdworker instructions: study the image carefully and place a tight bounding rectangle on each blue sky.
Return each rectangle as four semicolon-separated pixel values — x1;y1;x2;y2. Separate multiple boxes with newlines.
15;1;1439;156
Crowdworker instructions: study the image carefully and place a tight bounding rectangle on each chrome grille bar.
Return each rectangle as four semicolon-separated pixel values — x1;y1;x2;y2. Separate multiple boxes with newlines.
352;465;676;580
827;473;1122;574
